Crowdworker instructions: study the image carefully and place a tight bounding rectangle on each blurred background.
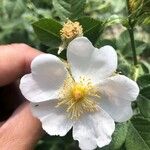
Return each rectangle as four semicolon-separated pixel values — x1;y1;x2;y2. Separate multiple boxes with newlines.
0;0;149;149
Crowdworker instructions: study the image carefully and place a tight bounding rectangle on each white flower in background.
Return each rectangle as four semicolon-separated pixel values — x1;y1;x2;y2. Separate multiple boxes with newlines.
20;37;139;150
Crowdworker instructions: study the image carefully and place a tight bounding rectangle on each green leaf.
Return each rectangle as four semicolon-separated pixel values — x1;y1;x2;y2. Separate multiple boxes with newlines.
117;30;147;57
138;85;150;117
125;116;150;150
32;18;62;48
140;60;150;74
140;85;150;99
35;131;75;150
124;41;147;57
130;0;150;25
96;39;117;49
52;0;86;21
138;95;150;118
116;30;130;51
128;0;143;13
106;15;125;27
138;14;150;25
137;74;150;88
47;48;66;60
77;17;103;45
97;122;128;150
110;122;129;150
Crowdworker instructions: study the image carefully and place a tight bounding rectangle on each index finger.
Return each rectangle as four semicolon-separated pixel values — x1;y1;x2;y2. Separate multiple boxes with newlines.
0;44;42;86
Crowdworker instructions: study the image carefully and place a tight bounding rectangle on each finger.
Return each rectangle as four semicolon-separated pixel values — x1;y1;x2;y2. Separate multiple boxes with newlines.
0;44;42;86
0;121;4;127
0;102;43;149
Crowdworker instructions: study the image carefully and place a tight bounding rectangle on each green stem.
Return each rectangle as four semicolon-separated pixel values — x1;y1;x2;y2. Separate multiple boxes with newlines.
126;0;138;66
133;65;139;81
128;27;138;66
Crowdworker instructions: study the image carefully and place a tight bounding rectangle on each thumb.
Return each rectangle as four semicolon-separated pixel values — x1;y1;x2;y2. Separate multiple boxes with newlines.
0;102;43;149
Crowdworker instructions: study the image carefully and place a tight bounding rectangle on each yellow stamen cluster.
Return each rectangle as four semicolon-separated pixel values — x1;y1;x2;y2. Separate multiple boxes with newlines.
57;76;100;120
60;20;83;40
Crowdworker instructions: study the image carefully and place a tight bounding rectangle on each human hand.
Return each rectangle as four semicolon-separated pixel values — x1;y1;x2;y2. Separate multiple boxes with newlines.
0;44;43;150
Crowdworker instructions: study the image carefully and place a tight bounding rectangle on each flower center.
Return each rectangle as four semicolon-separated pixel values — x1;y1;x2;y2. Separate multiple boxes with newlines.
57;76;100;120
71;84;87;101
60;20;83;40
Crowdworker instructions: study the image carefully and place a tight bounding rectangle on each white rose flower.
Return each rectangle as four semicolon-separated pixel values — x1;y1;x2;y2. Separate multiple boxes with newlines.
20;37;139;150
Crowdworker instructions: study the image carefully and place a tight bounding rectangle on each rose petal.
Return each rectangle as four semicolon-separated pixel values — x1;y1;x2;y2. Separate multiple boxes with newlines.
20;54;67;102
31;100;74;136
67;37;117;83
99;75;139;122
73;109;115;150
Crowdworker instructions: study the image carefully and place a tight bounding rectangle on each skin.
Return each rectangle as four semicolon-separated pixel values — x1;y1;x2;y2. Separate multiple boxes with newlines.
0;44;43;150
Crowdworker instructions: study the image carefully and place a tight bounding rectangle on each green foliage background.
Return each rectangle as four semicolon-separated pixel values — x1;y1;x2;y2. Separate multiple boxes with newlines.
0;0;150;150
